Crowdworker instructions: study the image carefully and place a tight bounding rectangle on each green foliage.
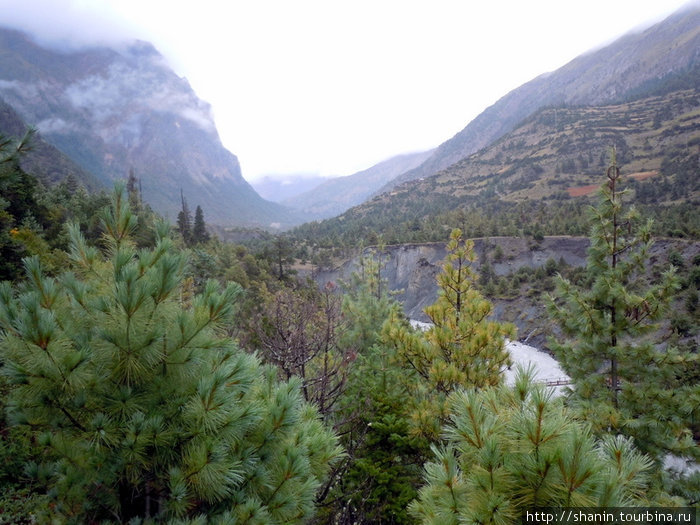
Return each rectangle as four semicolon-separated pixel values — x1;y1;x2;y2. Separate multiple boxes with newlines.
315;253;427;524
410;368;666;525
176;188;193;246
0;374;49;523
319;338;427;525
193;204;211;244
0;129;47;281
386;229;515;440
0;185;341;523
340;248;398;351
548;156;698;465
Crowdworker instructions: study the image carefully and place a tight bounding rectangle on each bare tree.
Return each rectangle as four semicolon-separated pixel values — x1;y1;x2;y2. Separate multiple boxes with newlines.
252;282;355;417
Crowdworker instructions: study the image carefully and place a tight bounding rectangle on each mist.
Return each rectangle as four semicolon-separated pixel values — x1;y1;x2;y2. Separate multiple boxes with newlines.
0;0;139;51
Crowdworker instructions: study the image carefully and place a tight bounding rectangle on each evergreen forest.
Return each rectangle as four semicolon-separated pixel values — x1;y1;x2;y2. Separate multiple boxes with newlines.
0;127;698;524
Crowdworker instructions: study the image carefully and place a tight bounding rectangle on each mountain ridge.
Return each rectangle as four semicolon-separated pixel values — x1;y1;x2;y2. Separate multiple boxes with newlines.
290;85;699;248
379;4;700;193
281;149;434;220
0;27;298;227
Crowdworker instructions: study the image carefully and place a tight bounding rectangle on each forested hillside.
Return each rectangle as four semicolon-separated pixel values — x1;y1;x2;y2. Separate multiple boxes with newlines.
0;4;698;523
291;88;699;254
0;131;698;522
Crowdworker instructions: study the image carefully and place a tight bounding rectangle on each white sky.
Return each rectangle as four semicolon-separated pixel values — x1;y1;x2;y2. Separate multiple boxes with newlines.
0;0;693;180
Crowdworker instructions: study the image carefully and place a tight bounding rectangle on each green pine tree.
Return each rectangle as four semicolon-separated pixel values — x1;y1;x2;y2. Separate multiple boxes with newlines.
316;250;427;524
193;204;210;244
340;247;396;352
548;152;698;464
176;188;193;246
409;367;669;525
385;228;515;440
0;184;341;523
0;128;47;281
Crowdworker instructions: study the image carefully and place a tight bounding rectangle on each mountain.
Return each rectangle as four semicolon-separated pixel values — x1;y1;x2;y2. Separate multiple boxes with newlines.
282;150;434;220
251;174;331;203
380;4;700;193
0;96;101;191
294;85;699;246
363;89;699;212
289;5;700;246
0;27;297;227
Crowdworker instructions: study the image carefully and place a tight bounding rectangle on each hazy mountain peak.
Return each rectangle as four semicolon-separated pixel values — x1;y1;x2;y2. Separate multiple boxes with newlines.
0;26;296;226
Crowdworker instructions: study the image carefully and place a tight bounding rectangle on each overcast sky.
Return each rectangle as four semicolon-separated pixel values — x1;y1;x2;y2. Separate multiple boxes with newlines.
0;0;693;181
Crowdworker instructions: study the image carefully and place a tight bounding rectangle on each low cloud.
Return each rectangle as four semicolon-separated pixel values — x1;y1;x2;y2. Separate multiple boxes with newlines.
0;0;139;51
0;80;20;90
36;117;74;134
64;57;215;135
0;80;41;100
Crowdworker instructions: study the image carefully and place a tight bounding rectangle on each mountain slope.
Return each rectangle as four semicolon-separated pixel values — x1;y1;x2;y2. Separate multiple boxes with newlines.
377;89;699;207
0;96;101;191
381;4;700;192
282;150;434;220
0;27;297;227
293;87;699;245
251;174;331;203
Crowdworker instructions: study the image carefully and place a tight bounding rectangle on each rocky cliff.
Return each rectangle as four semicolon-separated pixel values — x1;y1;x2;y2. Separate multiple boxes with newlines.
317;236;699;348
0;27;297;227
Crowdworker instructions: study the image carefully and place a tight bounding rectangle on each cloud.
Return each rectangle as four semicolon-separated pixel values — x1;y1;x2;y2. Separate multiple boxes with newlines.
36;117;74;134
0;0;139;50
0;80;41;100
0;80;20;91
64;57;215;135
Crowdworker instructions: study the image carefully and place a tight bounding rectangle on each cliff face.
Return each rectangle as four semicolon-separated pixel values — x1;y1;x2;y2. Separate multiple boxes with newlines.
0;97;101;190
0;28;296;226
317;236;699;347
319;237;590;320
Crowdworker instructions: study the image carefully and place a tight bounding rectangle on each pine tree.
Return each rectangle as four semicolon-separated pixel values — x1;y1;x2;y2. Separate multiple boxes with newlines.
126;168;140;211
340;247;396;352
269;235;294;280
176;188;192;246
409;368;666;525
316;251;427;524
0;184;341;523
385;228;515;440
548;152;698;463
192;204;210;244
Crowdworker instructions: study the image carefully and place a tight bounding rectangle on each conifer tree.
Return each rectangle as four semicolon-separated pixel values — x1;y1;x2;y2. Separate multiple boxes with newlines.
385;228;514;440
316;251;427;524
548;152;698;463
410;368;666;525
176;188;192;245
193;204;210;244
340;247;395;352
0;184;341;523
126;168;141;211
